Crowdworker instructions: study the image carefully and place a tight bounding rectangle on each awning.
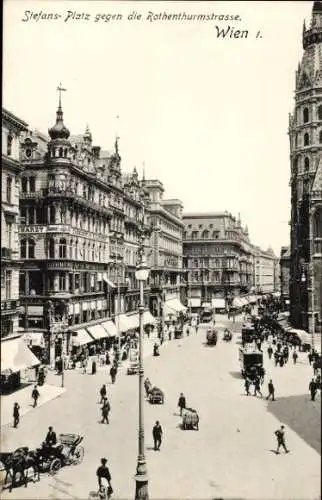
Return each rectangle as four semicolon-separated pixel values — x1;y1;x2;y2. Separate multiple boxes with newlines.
86;324;108;340
23;332;45;347
286;329;312;344
1;337;41;374
212;298;225;309
164;299;187;313
115;314;139;332
71;328;94;346
143;311;157;325
103;273;116;289
232;297;243;308
101;320;118;337
188;298;201;307
247;295;257;304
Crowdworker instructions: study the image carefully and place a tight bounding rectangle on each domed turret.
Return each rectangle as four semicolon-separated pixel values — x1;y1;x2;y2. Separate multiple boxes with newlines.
48;85;70;140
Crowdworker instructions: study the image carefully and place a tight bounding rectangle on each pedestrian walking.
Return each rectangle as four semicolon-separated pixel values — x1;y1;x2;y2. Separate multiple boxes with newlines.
31;385;40;407
309;378;318;401
96;458;112;493
274;351;279;366
292;350;298;364
266;379;275;401
152;420;163;451
244;378;250;396
267;345;273;360
253;378;262;397
99;384;107;404
13;402;20;428
308;352;313;365
258;366;265;384
274;425;289;454
313;360;319;376
110;365;117;384
101;398;111;424
177;393;186;416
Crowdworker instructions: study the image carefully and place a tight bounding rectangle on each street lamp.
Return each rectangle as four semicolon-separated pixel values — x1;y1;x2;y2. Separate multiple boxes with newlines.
134;255;150;500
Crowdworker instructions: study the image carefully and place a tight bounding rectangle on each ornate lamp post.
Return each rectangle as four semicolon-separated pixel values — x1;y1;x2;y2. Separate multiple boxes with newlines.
134;250;150;500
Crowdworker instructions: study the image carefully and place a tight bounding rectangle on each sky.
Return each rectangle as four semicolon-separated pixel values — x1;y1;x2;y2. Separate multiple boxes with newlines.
3;0;315;255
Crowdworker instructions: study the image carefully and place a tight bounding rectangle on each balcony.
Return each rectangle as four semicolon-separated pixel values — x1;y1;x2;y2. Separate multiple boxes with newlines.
1;247;13;260
1;299;19;314
44;188;113;218
124;215;139;227
20;190;44;199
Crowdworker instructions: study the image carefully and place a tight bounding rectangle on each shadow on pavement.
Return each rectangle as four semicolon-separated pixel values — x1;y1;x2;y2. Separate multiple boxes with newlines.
229;371;243;379
266;394;321;454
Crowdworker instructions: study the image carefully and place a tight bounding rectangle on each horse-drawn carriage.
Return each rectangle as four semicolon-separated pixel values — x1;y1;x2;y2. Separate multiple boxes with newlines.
206;328;218;345
0;434;84;492
37;433;84;474
148;387;164;404
223;329;232;342
182;408;199;430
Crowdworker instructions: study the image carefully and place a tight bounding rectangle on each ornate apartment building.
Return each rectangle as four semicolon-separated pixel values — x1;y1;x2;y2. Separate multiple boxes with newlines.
280;246;291;308
288;0;322;333
142;179;186;317
17;93;155;362
253;246;278;294
1;109;28;338
182;212;254;309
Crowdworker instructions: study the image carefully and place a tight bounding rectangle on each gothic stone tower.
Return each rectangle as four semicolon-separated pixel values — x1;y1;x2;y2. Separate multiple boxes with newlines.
289;1;322;333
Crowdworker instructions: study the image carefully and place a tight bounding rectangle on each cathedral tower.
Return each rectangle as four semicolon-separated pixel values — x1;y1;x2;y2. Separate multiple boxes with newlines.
289;1;322;333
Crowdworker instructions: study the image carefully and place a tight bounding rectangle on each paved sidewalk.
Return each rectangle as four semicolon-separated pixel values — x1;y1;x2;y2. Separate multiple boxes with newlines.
1;383;66;430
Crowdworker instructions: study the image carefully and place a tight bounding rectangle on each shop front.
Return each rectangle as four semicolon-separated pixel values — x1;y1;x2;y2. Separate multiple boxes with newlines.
1;335;41;394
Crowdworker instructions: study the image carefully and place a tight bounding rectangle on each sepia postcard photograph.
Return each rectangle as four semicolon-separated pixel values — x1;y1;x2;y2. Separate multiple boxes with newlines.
1;1;321;499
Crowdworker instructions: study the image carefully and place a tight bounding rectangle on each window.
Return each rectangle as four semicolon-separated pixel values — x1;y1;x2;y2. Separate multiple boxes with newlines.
48;238;55;258
59;238;67;258
59;272;66;291
29;207;35;225
7;135;13;156
318;105;322;120
304;133;309;146
21;178;28;193
6;177;12;203
20;239;35;258
5;270;12;298
29;177;36;192
6;223;12;248
304;157;310;171
303;107;309;123
319;130;322;143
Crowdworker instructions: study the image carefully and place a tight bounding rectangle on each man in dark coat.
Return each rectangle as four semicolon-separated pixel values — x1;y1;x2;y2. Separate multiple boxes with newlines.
244;378;250;396
275;425;289;454
45;426;57;446
101;399;111;424
309;378;317;401
31;385;40;407
266;379;275;401
292;350;298;364
267;345;273;359
99;384;107;404
96;458;112;490
13;402;20;428
253;378;262;397
152;421;163;451
110;365;117;384
178;393;186;416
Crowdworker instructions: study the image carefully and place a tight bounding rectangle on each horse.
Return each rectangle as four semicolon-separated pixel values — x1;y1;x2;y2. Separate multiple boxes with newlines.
2;447;40;492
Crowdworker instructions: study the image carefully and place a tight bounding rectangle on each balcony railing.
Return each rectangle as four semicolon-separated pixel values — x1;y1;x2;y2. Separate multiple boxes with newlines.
1;299;19;312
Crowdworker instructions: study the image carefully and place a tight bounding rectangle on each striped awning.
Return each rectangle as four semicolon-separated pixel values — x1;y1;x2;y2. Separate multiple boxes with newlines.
1;337;41;374
87;324;108;340
101;320;118;337
164;299;187;313
71;328;93;346
143;311;157;325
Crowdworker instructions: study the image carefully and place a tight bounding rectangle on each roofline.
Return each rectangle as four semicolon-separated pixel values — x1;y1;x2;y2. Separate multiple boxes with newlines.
2;108;29;130
183;212;234;218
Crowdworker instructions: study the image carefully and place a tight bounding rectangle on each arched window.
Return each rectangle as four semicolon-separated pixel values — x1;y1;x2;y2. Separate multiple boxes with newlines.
48;238;55;258
49;205;56;224
92;244;95;261
318;105;322;121
28;239;35;259
59;238;67;258
7;134;13;156
75;239;79;259
303;107;309;123
69;239;73;259
59;147;63;158
304;157;310;171
202;230;209;239
98;245;102;261
83;242;86;261
319;130;322;143
21;239;27;258
21;239;35;258
304;132;310;146
64;148;68;158
293;157;298;174
88;242;91;260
